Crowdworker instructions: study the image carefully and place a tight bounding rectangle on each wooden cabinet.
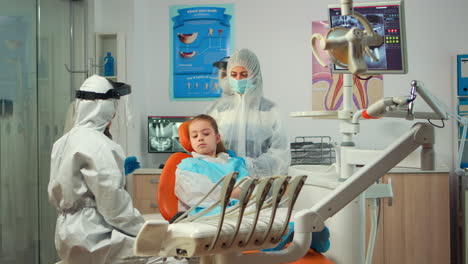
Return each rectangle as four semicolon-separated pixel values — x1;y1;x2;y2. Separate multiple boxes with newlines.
366;172;450;264
132;169;162;214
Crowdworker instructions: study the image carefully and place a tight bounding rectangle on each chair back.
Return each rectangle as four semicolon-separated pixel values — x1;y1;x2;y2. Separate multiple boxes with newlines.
178;120;193;152
157;120;192;220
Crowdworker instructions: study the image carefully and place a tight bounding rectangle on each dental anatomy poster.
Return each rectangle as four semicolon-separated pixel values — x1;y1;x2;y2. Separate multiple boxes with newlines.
170;4;234;100
311;21;383;114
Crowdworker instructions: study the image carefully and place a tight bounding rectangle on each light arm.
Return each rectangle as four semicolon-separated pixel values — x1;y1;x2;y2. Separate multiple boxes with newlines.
409;80;449;120
354;80;452;122
340;0;353;15
406;81;468;174
294;122;434;234
353;96;410;122
216;122;434;264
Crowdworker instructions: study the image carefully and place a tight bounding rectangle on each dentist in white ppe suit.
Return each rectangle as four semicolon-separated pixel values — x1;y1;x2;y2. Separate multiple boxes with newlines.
207;48;291;178
48;75;146;264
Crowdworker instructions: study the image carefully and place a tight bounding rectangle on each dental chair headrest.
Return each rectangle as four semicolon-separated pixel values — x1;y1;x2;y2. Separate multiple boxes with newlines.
178;120;194;153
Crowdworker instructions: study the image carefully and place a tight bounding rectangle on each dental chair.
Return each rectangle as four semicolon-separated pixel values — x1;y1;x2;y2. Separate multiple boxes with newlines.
143;120;333;264
157;120;195;221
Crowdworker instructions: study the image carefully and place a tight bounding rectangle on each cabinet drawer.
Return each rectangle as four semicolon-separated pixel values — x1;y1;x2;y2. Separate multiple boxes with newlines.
134;199;159;214
133;174;160;200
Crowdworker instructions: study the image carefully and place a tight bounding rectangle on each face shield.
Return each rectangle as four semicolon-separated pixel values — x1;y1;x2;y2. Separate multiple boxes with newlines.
63;75;133;148
74;78;133;141
75;78;132;100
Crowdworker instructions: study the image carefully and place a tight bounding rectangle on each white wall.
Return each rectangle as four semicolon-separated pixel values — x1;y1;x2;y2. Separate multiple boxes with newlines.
96;0;468;170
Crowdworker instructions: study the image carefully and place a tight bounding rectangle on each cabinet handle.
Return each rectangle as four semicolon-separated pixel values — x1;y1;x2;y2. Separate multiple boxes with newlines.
387;178;393;207
150;203;158;208
149;179;159;184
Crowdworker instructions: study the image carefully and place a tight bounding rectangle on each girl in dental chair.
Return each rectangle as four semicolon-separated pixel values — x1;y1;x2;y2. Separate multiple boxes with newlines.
174;114;330;255
174;114;250;218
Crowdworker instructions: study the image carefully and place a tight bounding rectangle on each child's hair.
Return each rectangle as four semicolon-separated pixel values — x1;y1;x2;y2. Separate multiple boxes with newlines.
189;114;227;154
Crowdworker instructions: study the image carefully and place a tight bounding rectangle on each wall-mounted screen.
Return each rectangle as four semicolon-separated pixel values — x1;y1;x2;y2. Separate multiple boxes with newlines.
148;116;191;153
328;1;407;74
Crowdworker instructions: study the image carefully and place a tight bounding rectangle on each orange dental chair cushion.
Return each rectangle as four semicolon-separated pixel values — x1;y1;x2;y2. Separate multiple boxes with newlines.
157;120;192;220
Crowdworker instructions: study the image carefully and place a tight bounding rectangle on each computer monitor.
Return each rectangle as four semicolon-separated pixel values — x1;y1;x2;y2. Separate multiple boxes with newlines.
328;1;407;74
148;116;191;153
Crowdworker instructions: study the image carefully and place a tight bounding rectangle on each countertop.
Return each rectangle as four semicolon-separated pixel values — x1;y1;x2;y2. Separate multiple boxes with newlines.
132;168;163;174
387;166;449;174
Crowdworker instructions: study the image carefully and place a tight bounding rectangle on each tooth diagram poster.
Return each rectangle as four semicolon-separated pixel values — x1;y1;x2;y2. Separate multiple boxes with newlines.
170;4;234;100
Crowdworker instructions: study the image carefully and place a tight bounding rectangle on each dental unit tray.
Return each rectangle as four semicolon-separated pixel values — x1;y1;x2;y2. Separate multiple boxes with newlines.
134;173;307;260
290;136;335;165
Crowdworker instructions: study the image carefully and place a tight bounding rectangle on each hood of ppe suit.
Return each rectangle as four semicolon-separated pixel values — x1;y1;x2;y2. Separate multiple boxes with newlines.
73;74;117;133
224;48;263;99
206;49;290;178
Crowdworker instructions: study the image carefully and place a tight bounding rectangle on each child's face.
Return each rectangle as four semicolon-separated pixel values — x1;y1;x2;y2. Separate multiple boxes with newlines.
189;119;220;157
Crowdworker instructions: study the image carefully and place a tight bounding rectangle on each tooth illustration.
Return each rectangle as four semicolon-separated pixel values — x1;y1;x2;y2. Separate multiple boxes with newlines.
177;32;198;44
179;51;196;58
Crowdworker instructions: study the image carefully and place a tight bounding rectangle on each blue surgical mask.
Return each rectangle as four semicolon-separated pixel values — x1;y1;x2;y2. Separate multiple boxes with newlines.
229;77;254;94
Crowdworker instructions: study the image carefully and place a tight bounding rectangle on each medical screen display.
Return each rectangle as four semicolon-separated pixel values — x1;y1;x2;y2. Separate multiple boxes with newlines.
328;1;407;74
148;116;191;153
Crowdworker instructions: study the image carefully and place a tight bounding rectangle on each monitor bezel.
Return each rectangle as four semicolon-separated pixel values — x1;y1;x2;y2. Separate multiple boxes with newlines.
327;0;407;75
147;116;192;153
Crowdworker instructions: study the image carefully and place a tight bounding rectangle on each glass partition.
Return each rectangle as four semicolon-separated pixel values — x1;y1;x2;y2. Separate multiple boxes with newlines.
0;0;88;263
38;0;89;263
0;1;39;263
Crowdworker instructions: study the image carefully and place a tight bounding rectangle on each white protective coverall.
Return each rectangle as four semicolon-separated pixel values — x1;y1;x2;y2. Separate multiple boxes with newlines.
207;49;291;178
48;75;145;264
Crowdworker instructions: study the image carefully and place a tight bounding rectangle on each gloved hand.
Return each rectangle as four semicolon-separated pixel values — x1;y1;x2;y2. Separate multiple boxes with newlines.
261;222;294;252
124;156;141;176
310;226;330;253
227;149;248;166
226;149;237;157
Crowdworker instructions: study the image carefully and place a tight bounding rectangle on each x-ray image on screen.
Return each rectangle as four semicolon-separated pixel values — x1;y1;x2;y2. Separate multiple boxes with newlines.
148;116;191;153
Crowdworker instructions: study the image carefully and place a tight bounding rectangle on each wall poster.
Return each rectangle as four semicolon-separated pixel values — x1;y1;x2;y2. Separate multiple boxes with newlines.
170;4;234;100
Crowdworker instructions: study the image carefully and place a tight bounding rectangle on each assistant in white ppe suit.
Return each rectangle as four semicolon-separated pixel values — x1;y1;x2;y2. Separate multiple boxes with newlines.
207;49;291;178
48;75;145;264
